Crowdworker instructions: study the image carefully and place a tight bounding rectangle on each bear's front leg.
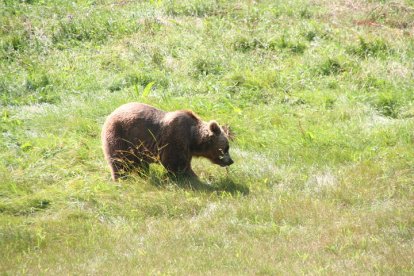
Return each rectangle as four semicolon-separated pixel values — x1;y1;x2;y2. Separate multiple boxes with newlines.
160;148;197;178
164;160;198;178
109;158;130;181
185;167;198;178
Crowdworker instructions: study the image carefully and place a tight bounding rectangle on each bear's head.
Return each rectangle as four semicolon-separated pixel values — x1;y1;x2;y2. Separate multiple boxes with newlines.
198;121;234;167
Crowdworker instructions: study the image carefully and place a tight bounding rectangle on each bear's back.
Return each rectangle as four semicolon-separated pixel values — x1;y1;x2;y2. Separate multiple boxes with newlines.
103;103;164;144
103;103;202;149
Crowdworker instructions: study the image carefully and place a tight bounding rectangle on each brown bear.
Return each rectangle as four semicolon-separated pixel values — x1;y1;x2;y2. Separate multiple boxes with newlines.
102;102;234;181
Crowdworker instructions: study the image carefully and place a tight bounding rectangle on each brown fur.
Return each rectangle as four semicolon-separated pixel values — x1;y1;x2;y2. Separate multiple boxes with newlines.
102;103;233;181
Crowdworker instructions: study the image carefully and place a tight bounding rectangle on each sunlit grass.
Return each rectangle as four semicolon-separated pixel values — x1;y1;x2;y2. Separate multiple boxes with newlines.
1;0;413;274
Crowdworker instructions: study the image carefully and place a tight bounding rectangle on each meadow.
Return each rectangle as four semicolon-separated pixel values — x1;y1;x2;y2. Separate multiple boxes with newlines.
1;0;413;274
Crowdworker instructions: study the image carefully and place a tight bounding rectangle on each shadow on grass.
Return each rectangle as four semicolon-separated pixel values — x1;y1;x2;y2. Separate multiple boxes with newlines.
148;174;250;196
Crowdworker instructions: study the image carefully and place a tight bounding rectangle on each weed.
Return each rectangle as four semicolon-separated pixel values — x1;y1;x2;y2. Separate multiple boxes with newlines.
233;35;307;54
375;92;401;118
232;36;262;52
192;57;222;76
348;37;391;58
109;71;168;92
316;58;344;76
164;0;221;17
270;35;307;53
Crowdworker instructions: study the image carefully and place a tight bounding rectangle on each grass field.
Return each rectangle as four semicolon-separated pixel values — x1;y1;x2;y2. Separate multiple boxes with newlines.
1;0;413;274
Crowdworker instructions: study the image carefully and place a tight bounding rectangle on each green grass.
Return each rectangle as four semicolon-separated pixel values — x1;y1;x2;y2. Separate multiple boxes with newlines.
1;0;413;274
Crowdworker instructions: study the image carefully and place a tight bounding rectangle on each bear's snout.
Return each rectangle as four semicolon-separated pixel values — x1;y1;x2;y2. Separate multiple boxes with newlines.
227;158;234;166
219;154;234;167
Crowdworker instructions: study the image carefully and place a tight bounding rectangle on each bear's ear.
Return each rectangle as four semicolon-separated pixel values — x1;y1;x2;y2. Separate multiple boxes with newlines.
209;121;221;136
222;125;235;141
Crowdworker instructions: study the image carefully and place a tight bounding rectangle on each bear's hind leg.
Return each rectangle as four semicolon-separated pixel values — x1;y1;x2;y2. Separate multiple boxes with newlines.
109;158;133;181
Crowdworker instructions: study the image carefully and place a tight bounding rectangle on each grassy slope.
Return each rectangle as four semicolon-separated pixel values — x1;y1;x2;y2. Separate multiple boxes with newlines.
1;0;413;274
